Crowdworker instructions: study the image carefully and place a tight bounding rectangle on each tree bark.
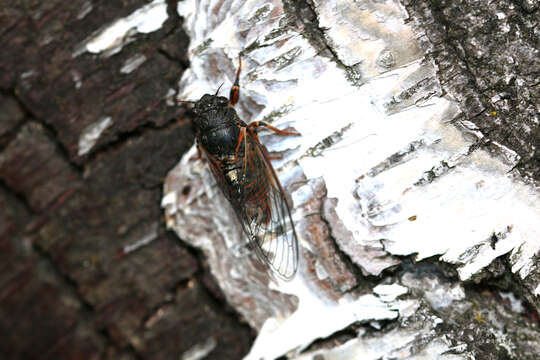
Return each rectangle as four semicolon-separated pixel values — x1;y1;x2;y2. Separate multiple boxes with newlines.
0;1;252;359
1;0;539;359
164;0;540;359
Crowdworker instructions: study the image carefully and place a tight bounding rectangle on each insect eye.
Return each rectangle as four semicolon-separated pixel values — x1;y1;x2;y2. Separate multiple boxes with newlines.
217;97;228;106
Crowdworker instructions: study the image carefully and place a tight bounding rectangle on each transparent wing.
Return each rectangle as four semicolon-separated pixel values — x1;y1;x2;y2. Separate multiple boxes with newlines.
204;135;299;280
239;135;299;280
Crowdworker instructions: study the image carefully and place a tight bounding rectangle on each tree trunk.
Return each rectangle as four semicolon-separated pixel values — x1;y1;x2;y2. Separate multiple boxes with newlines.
1;0;539;359
164;0;540;359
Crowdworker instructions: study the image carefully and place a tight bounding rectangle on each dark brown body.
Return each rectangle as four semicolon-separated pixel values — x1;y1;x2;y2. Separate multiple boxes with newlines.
187;57;300;280
192;94;271;224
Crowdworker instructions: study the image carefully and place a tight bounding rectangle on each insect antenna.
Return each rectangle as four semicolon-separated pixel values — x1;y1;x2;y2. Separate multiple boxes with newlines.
215;83;224;96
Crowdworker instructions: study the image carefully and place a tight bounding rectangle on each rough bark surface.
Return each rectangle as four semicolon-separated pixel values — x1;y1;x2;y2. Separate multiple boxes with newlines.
402;0;540;315
404;0;540;180
2;1;539;360
0;1;252;359
165;0;540;359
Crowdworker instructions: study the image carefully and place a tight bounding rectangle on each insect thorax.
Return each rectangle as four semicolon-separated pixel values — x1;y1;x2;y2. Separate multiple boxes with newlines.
199;121;240;155
193;95;241;156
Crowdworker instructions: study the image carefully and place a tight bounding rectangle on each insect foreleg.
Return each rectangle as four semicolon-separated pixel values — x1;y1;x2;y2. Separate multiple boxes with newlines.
229;55;242;106
247;121;301;136
234;127;246;162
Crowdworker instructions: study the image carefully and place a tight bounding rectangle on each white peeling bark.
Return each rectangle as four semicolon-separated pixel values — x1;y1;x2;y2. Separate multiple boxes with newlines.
162;0;540;358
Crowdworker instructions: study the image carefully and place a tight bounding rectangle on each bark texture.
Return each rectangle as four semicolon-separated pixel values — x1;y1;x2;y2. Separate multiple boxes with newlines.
165;0;540;359
0;1;252;359
404;0;540;180
1;0;539;360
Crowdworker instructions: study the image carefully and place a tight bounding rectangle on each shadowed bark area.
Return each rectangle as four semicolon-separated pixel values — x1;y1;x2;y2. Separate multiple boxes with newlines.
0;1;253;359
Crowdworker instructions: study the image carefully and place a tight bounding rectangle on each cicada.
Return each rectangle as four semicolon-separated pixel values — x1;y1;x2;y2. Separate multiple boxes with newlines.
183;56;300;280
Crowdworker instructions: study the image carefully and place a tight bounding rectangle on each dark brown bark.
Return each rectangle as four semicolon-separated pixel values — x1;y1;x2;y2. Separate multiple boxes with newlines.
0;1;252;359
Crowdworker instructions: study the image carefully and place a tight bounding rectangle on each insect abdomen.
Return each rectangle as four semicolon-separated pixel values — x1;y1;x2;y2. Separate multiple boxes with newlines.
214;151;270;222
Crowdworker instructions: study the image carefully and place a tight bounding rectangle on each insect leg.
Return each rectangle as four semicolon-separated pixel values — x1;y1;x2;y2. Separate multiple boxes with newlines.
243;125;249;172
247;121;301;136
246;127;291;160
234;127;246;162
229;55;242;106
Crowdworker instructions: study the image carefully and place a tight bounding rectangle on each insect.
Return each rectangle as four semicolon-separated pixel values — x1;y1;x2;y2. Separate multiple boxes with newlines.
183;55;300;280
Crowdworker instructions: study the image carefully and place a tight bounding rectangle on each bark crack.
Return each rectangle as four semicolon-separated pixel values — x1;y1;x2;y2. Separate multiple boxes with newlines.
8;88;84;174
317;192;366;288
282;0;364;86
83;115;188;166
